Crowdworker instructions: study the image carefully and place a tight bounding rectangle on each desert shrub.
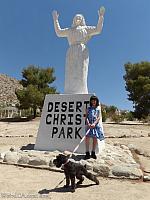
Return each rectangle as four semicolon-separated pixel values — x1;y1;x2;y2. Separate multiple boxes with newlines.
111;114;124;123
101;109;107;122
125;111;134;121
141;115;150;124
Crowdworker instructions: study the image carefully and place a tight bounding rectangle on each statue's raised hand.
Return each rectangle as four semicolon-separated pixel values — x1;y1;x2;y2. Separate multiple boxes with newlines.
98;6;105;18
52;10;59;21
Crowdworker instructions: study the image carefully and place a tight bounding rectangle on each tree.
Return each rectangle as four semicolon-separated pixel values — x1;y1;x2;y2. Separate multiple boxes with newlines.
101;104;107;122
124;62;150;119
101;104;119;122
105;105;118;118
16;65;57;118
125;111;134;121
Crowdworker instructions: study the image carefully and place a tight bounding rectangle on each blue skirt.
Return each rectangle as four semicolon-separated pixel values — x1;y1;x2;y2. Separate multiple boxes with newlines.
86;125;105;141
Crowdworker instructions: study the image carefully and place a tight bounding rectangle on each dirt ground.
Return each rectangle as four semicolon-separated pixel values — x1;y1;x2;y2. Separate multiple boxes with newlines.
0;164;150;200
0;119;150;200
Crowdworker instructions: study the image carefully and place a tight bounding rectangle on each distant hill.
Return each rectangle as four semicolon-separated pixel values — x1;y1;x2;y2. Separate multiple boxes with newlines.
0;74;22;106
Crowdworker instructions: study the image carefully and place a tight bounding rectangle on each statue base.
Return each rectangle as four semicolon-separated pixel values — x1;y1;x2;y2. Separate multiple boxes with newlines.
35;94;105;154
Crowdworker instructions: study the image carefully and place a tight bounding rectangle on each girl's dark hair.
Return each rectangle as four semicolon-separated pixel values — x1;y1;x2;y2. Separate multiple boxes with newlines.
90;95;99;107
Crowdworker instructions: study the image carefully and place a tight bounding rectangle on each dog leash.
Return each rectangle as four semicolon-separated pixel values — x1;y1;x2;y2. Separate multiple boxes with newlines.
71;128;90;156
54;177;66;189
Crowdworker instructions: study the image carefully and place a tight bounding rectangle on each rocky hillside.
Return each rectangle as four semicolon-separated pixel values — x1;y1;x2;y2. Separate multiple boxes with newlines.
0;74;22;106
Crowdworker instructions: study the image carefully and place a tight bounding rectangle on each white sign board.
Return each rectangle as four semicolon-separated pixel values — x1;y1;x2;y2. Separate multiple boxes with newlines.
35;94;105;154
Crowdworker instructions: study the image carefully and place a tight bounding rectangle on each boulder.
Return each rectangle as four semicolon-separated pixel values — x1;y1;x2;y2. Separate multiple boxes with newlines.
28;157;47;166
112;165;143;179
18;155;29;164
93;164;110;177
4;152;20;164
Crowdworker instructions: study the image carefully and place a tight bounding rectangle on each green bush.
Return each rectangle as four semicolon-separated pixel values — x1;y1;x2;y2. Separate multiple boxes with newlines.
111;114;124;123
125;111;134;121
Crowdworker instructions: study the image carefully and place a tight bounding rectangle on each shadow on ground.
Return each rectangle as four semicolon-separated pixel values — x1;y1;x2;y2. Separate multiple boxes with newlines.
0;116;34;122
20;143;35;150
38;183;95;194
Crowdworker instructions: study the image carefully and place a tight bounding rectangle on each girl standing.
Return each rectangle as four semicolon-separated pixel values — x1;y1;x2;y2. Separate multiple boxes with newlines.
85;95;105;159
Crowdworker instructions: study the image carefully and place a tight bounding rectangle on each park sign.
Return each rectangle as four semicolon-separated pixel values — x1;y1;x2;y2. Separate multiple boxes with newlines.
35;94;95;153
35;94;105;154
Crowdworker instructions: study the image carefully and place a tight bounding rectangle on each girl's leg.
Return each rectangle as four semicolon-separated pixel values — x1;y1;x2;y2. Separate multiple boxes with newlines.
85;136;90;152
92;137;97;152
91;137;97;159
84;136;90;159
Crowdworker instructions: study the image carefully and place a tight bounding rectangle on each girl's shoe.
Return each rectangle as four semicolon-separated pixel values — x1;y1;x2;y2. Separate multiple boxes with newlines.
91;151;97;159
84;151;90;160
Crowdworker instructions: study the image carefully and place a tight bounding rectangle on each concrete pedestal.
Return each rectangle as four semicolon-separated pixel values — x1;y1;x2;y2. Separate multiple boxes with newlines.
35;94;105;154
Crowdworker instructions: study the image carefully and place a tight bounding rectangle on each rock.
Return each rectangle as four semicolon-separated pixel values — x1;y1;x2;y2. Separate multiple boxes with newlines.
143;175;150;181
119;157;128;163
124;150;133;156
63;150;72;156
119;135;126;138
4;152;20;164
97;159;105;165
93;164;110;177
120;145;129;150
105;149;111;153
44;151;50;155
104;160;113;166
0;134;4;137
133;134;138;138
109;136;116;138
112;165;143;179
79;160;93;171
128;144;137;151
0;152;6;160
143;151;150;157
135;148;145;155
18;155;29;164
10;146;17;152
148;133;150;137
28;157;47;166
48;150;61;157
49;158;55;167
0;142;145;181
113;142;120;146
29;135;34;137
140;135;145;137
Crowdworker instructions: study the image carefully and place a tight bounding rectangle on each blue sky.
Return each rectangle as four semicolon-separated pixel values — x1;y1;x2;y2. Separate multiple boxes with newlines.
0;0;150;111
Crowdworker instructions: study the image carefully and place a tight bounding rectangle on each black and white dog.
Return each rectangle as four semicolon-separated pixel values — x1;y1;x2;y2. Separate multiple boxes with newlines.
53;154;99;192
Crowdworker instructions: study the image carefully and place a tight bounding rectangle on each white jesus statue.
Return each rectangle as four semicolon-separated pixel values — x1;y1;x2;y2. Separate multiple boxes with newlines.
52;7;105;94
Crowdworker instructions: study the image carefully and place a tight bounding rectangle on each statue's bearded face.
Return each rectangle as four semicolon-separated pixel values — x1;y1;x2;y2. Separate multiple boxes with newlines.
74;15;83;26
